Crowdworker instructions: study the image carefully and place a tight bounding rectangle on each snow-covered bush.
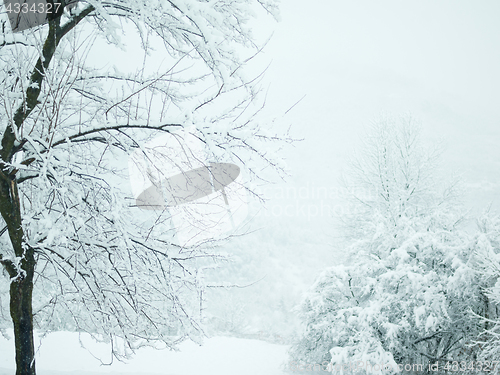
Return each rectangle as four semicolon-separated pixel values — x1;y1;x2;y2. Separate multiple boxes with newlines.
291;116;485;373
470;212;500;367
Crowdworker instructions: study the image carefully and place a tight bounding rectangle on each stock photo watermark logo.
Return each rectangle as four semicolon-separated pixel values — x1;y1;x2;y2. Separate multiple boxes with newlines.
128;130;248;247
3;0;79;33
259;184;377;221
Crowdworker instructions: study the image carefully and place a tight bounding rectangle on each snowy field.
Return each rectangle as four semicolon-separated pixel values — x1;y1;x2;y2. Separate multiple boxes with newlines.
0;330;290;375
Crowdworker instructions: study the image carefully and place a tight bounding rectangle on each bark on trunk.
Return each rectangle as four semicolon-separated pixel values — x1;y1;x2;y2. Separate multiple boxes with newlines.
0;173;36;375
10;257;36;375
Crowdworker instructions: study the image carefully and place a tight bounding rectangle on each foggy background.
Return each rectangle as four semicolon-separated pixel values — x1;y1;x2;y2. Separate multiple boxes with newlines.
205;0;500;341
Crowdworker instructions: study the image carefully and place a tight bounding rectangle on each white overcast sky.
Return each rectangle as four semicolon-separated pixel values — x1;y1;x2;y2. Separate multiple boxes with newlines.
258;0;500;216
74;0;500;337
80;1;499;274
90;0;499;217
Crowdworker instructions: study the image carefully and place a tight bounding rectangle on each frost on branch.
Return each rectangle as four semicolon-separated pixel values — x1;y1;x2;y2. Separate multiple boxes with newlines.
0;0;288;363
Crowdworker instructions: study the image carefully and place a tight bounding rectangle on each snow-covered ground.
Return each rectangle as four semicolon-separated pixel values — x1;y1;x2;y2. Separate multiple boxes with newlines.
0;330;290;375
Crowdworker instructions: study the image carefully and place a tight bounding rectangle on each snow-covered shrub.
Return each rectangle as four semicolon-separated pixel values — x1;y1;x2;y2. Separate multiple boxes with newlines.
291;116;485;373
470;212;500;367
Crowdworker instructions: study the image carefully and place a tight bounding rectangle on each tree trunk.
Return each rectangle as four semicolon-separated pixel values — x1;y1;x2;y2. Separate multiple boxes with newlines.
0;176;36;375
10;255;36;375
0;10;95;375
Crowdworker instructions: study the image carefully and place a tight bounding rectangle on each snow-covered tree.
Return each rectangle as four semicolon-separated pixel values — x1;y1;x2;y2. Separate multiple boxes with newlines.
470;212;500;369
0;1;286;374
291;116;485;374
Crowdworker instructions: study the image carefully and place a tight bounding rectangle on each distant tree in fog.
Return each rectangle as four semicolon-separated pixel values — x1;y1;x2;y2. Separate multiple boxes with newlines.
291;116;487;373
